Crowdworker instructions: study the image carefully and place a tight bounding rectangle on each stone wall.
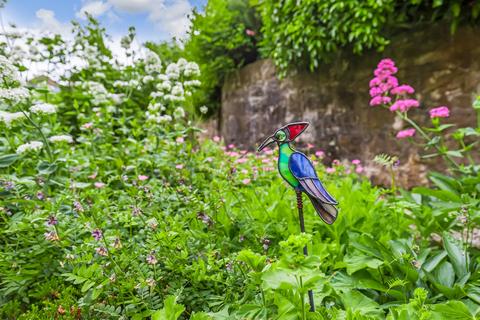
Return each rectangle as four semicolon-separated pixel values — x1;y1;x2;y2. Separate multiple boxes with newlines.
220;24;480;187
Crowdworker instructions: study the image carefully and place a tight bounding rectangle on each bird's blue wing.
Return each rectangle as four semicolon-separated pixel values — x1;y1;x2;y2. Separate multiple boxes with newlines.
289;152;338;205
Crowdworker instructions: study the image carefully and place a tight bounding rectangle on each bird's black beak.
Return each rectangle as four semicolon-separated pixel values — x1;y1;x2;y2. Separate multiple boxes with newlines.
257;135;275;152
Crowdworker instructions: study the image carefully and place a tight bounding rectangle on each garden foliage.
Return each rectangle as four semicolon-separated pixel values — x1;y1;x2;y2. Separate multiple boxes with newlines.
0;14;479;320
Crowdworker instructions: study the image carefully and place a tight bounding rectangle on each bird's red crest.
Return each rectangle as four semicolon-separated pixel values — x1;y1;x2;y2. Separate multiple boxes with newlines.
286;122;309;140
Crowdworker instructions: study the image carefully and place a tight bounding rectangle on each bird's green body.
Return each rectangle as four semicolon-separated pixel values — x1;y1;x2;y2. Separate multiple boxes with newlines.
278;143;299;188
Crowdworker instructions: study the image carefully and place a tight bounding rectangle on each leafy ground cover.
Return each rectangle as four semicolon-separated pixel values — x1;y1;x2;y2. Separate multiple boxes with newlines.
0;18;479;320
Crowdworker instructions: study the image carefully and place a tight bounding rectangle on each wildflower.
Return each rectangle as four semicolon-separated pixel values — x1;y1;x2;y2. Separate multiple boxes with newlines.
239;235;245;242
131;206;142;216
30;103;56;114
44;231;59;241
352;159;361;165
262;238;271;251
145;278;156;287
88;172;97;179
332;159;341;166
228;143;235;149
245;29;256;36
82;122;93;130
306;143;314;149
226;261;234;271
36;191;45;200
389;99;420;112
369;96;391;106
173;107;185;119
326;167;336;173
242;178;251;185
148;219;158;230
391;84;415;95
46;215;58;226
91;228;103;241
213;136;221;142
355;165;364;174
315;150;325;158
109;273;116;282
48;135;73;143
429;106;450;118
113;237;122;249
16;141;43;154
94;182;105;188
197;212;213;226
175;164;184;170
205;157;213;162
146;252;158;265
138;175;149;181
4;181;15;190
396;128;416;139
0;111;25;127
236;158;248;164
73;201;84;213
95;246;108;256
199;105;208;114
183;62;200;77
57;305;66;315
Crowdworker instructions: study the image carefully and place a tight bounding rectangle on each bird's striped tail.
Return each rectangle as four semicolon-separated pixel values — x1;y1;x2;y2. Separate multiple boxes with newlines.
306;194;338;225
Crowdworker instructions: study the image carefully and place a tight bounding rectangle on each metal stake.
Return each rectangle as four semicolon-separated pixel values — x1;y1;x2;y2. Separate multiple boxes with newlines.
296;190;315;312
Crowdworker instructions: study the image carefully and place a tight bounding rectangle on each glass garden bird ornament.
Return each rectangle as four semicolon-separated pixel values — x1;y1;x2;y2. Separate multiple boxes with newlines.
257;121;339;224
257;121;339;312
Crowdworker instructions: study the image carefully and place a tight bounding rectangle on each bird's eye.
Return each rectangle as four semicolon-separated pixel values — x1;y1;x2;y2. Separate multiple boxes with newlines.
275;131;286;141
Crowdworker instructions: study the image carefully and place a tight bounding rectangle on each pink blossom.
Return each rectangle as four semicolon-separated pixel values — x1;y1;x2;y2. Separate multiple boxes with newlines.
175;164;184;169
242;178;251;185
306;143;314;149
355;165;364;174
245;29;256;36
351;159;361;165
228;144;235;149
205;157;213;162
227;151;240;157
213;136;221;142
391;84;415;95
374;59;398;78
429;106;450;118
332;159;340;166
396;128;416;139
82;122;93;129
264;148;274;155
315;150;325;158
389;99;420;112
261;158;271;163
369;77;382;88
176;137;184;143
326;167;336;174
94;182;105;188
88;172;97;179
138;175;149;181
370;96;391;106
236;158;248;164
369;86;384;97
263;167;274;171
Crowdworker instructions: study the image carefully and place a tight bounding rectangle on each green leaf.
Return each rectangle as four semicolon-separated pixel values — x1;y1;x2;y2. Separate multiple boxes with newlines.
442;233;468;280
434;261;455;287
431;301;475;319
343;253;383;275
152;296;185;320
0;154;19;168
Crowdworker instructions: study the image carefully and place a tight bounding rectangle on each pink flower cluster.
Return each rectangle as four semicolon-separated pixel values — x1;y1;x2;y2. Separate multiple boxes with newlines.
396;128;416;139
369;59;419;111
429;106;450;118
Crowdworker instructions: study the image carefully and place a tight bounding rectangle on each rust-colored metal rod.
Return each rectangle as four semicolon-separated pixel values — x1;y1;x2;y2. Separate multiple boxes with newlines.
296;190;315;312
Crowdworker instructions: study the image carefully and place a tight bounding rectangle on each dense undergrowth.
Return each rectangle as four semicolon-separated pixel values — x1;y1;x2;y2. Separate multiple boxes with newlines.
0;16;479;320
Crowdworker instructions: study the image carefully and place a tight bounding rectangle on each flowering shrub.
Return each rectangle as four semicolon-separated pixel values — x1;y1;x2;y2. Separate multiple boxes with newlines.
369;58;480;174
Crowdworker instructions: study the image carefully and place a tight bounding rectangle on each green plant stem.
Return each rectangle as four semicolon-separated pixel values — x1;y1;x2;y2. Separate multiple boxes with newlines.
19;108;54;162
398;112;461;171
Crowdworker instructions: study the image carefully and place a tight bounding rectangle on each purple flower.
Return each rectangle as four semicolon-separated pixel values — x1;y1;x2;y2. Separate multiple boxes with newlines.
197;212;213;226
36;191;45;200
95;246;108;256
146;251;158;265
46;215;58;226
92;228;103;241
262;238;271;251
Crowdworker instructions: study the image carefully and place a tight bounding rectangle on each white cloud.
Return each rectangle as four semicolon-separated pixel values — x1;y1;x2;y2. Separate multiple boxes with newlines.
35;9;64;34
108;0;158;13
103;0;193;39
76;1;112;19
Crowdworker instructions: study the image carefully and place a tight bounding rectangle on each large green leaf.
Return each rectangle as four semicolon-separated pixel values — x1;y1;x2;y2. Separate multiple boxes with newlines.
442;233;469;280
152;296;185;320
343;253;383;275
0;154;19;168
433;261;455;288
430;301;475;320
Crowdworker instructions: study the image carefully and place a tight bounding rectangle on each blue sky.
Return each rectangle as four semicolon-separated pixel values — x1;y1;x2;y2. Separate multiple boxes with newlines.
2;0;208;42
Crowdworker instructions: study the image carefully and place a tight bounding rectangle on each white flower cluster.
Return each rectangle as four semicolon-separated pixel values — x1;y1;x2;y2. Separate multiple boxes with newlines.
144;51;162;74
0;87;30;103
0;55;21;84
49;135;73;143
16;141;43;154
0;111;25;127
146;113;173;124
30;103;57;115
